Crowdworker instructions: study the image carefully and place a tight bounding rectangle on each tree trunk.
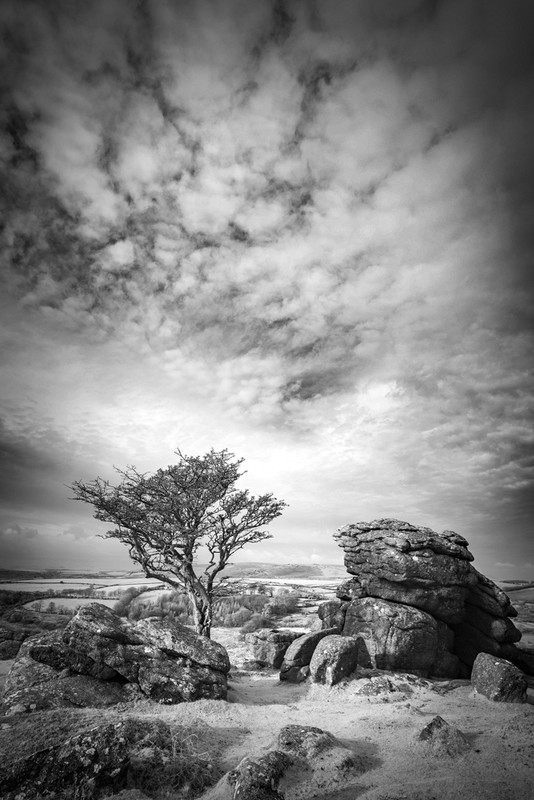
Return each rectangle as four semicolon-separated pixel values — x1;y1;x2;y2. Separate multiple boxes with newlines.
188;590;213;639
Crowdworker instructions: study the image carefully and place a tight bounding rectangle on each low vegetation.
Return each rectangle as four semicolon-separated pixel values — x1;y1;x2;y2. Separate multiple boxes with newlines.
112;584;305;639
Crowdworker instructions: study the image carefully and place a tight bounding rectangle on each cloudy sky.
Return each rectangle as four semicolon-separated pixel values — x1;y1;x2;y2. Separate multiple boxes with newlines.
1;0;533;579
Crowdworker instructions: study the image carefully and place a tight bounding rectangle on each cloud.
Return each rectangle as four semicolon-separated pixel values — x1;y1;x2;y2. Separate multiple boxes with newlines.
62;525;90;540
0;524;39;539
0;0;533;576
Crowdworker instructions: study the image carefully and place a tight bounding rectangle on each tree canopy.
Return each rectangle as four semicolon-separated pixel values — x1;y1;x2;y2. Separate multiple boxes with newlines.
70;448;287;636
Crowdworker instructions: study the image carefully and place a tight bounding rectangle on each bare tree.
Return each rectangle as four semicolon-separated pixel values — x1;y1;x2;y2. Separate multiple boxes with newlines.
70;448;286;637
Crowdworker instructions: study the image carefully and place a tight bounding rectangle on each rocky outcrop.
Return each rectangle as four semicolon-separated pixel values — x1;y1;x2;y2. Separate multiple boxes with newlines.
244;629;302;669
328;519;526;677
471;652;528;703
334;519;476;624
309;634;360;686
279;627;338;682
2;603;230;713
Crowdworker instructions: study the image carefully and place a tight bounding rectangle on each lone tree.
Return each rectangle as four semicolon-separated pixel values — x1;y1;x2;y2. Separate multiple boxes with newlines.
70;448;286;637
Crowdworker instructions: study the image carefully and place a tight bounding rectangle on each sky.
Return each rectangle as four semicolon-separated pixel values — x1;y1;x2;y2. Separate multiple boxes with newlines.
0;0;533;580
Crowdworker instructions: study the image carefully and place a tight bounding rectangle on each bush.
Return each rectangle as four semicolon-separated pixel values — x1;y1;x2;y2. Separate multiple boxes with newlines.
123;718;217;798
115;589;273;629
113;586;146;617
264;590;300;617
239;613;275;637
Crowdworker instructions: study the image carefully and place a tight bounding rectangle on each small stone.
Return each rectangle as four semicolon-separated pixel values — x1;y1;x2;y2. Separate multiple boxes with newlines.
418;715;472;757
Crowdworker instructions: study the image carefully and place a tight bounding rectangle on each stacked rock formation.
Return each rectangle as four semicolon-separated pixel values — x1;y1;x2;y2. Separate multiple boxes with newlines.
323;519;526;678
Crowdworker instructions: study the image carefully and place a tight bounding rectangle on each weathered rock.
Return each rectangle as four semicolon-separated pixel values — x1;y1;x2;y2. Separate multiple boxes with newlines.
309;634;360;685
343;597;458;677
229;751;290;800
427;620;461;678
468;569;518;618
418;715;472;757
276;724;336;758
209;724;361;800
0;716;211;800
463;603;521;643
471;652;527;703
453;620;502;668
244;629;302;669
334;519;475;624
2;603;230;712
2;653;130;715
499;644;534;676
279;628;338;682
0;722;130;799
317;599;348;632
331;519;523;677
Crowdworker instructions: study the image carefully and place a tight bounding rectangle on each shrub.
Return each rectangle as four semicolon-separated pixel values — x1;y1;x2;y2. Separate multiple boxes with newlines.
113;586;145;617
264;590;301;617
239;613;275;638
124;719;217;798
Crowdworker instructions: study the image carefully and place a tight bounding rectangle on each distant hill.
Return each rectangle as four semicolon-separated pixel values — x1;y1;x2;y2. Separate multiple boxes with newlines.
0;563;347;583
214;562;346;580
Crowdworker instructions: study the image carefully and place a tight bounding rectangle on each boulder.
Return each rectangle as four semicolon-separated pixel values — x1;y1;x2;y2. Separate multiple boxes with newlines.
471;652;527;703
279;627;338;682
276;724;337;758
211;724;360;799
334;519;476;624
230;752;290;800
317;599;348;632
309;634;360;685
343;597;458;677
418;715;472;757
244;629;302;669
2;603;230;713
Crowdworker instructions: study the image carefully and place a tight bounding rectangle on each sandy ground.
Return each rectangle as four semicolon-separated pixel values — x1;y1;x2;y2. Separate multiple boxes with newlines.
102;627;533;800
122;665;533;800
